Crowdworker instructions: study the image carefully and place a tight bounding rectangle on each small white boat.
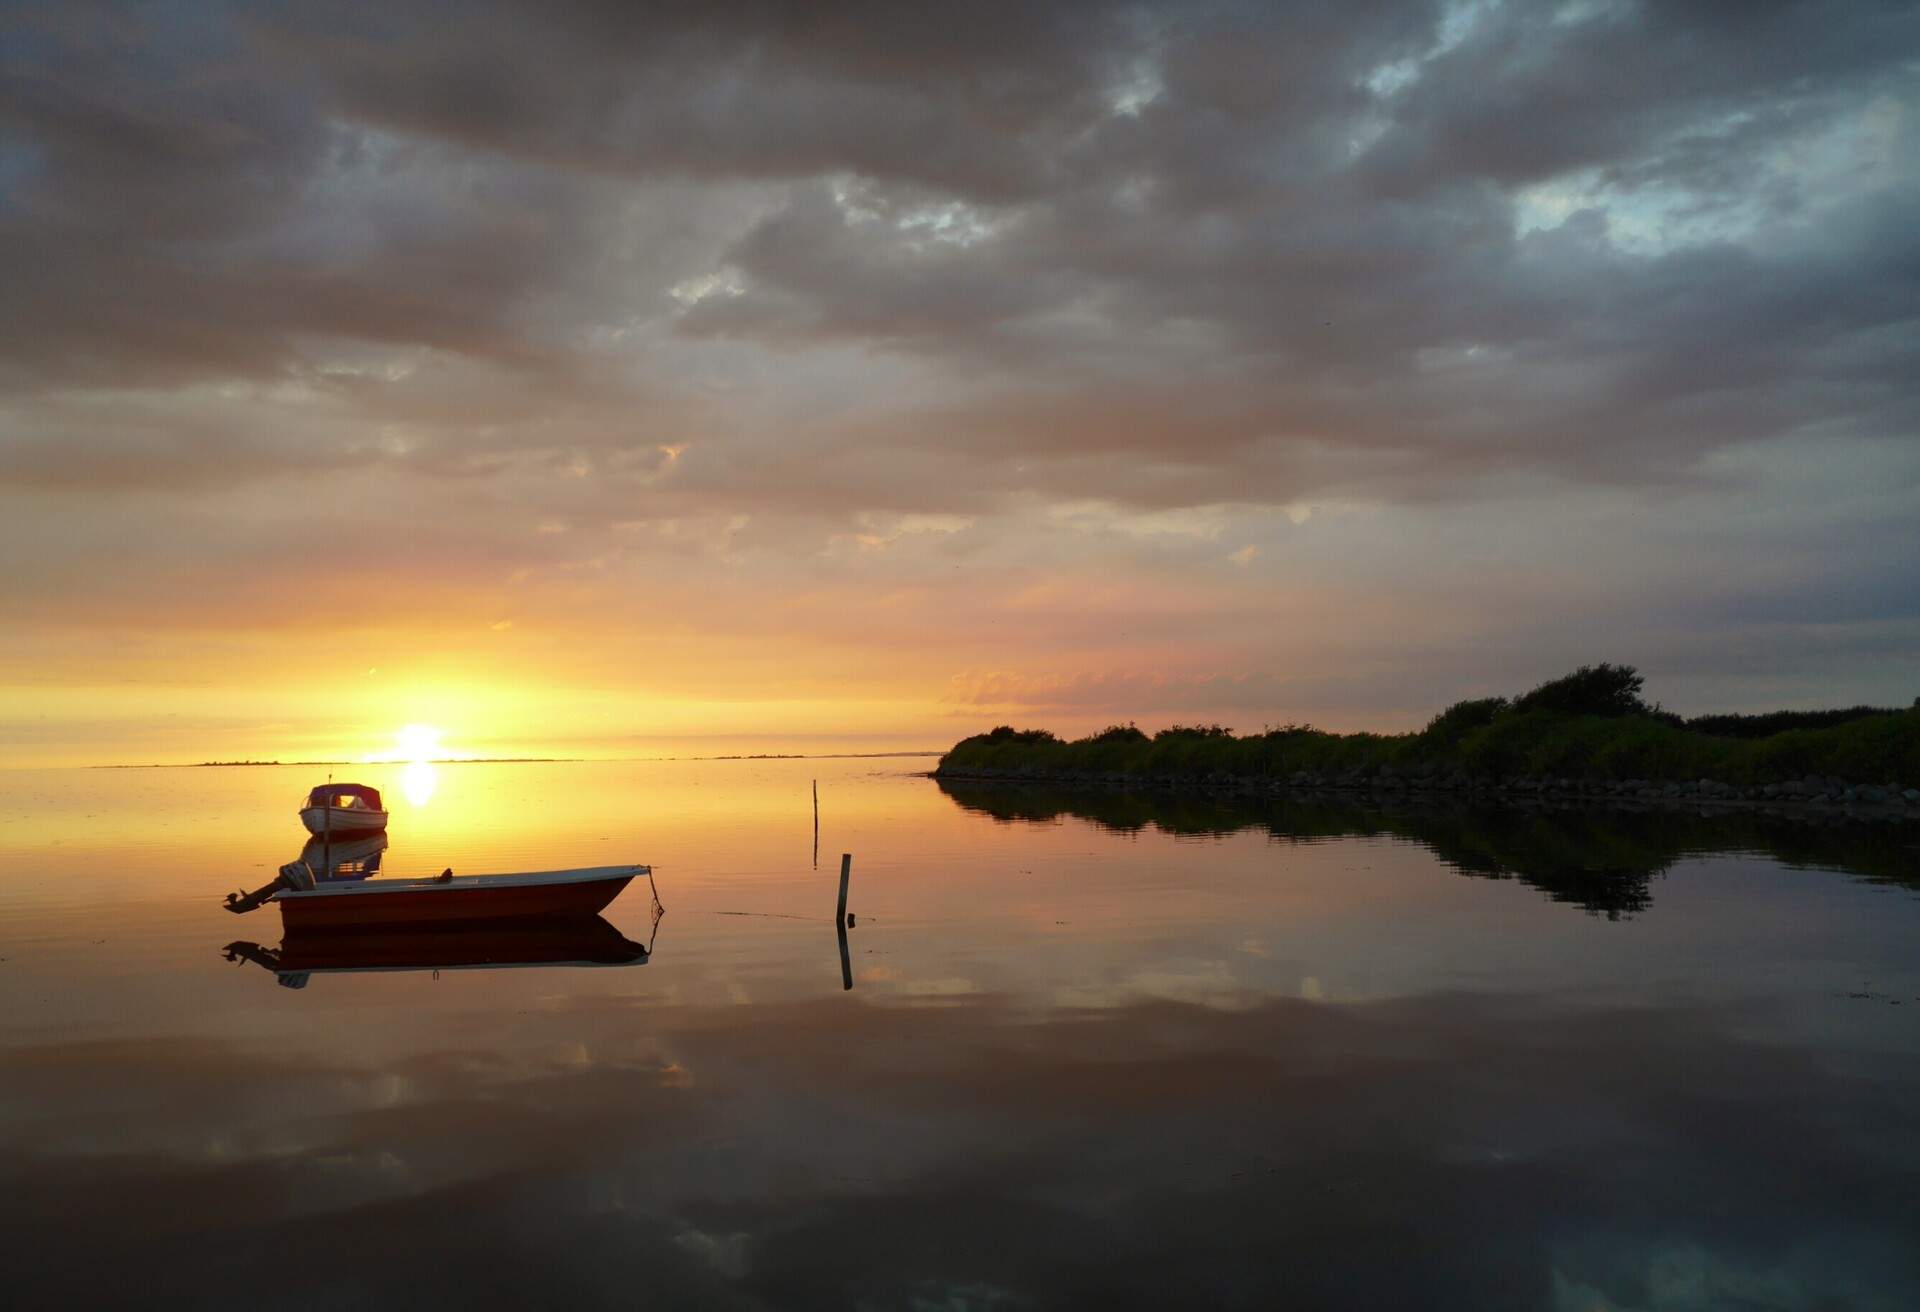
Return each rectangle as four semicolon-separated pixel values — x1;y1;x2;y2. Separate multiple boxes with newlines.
299;783;388;837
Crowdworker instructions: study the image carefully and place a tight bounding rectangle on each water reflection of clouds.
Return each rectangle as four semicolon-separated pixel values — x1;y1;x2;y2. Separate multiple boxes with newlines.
8;990;1915;1307
1049;958;1254;1011
10;762;1920;1308
894;976;980;999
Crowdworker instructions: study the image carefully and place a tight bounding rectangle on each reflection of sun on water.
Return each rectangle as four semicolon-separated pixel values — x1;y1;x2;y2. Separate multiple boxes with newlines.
358;723;447;807
401;759;437;807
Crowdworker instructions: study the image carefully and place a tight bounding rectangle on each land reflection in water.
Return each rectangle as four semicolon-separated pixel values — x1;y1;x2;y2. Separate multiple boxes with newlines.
2;759;1917;1309
938;777;1920;919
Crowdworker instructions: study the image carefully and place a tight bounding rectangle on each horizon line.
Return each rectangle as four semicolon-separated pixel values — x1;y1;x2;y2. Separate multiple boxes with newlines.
82;749;946;770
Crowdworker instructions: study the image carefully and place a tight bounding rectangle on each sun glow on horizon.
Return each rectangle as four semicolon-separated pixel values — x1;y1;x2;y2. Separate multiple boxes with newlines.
395;723;443;761
372;724;447;806
362;722;451;765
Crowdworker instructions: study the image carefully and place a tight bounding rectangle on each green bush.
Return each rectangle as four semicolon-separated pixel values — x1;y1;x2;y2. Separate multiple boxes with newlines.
981;726;1060;746
936;674;1920;787
1421;697;1509;750
1686;707;1898;738
1513;664;1650;718
1585;718;1708;780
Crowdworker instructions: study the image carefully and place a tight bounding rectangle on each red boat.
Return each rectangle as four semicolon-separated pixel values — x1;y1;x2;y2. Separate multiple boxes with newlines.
277;865;643;929
226;863;649;929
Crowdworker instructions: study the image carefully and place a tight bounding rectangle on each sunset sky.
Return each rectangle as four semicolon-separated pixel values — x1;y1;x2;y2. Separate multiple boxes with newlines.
3;1;1917;765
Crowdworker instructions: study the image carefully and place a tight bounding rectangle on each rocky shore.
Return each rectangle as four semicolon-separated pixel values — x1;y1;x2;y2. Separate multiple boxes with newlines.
933;763;1920;815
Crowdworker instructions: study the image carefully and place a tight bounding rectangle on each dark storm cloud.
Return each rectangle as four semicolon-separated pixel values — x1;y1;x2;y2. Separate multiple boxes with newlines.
271;0;1148;201
1359;0;1920;196
1;0;1918;726
2;0;1914;505
676;6;1920;497
0;1;653;393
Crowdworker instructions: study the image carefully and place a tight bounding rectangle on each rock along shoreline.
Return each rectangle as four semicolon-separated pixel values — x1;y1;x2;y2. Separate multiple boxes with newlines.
932;763;1920;818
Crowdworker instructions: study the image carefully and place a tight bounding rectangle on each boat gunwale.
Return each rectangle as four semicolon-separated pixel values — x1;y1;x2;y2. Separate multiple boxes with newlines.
273;864;648;899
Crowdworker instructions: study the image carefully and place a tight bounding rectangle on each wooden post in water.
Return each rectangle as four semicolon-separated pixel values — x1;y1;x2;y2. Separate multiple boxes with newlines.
836;851;853;991
813;779;819;868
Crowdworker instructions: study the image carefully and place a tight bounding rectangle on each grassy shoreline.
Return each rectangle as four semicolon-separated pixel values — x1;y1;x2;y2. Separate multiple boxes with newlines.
936;667;1920;795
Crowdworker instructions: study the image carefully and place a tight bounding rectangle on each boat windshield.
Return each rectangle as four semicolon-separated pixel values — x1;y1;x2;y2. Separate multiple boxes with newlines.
305;786;383;810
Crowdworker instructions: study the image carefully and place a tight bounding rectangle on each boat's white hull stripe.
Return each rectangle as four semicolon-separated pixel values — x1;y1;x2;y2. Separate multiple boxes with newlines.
300;807;388;834
275;864;650;899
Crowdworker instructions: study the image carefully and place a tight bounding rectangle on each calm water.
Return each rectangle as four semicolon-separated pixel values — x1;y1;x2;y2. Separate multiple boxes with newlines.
3;759;1919;1309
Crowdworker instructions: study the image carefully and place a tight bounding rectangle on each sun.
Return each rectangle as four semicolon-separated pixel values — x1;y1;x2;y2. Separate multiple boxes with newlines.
393;723;443;762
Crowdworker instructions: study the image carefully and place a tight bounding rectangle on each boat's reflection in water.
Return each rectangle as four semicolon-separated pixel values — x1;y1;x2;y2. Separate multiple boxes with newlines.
300;832;389;882
224;915;653;990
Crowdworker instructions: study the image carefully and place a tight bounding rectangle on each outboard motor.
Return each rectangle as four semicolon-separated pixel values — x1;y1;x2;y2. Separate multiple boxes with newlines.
223;860;316;914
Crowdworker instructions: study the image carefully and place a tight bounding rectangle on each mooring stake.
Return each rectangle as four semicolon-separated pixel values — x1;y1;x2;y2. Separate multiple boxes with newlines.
836;851;853;991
